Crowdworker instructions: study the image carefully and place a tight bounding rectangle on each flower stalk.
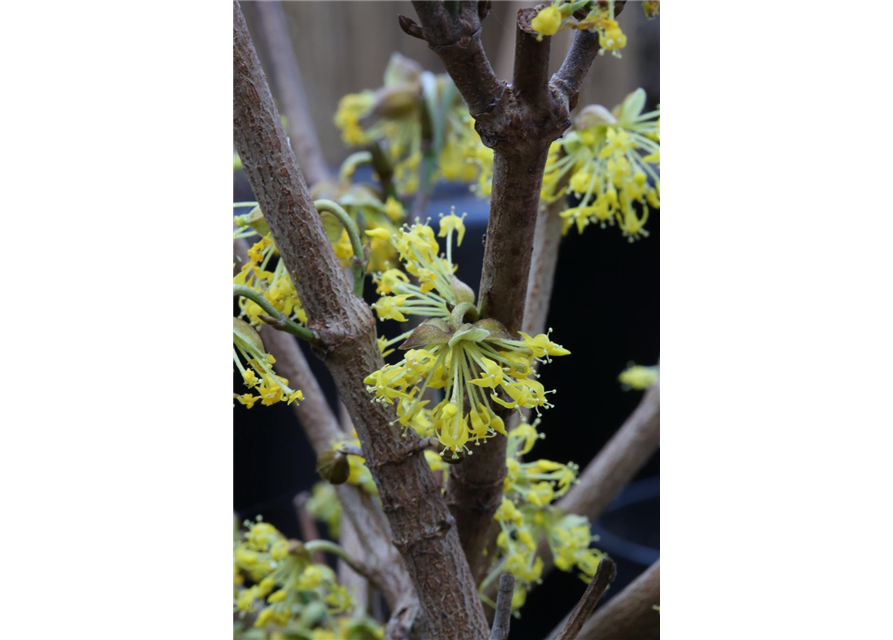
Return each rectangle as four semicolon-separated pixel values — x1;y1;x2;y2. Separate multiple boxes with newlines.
313;199;367;297
233;284;315;342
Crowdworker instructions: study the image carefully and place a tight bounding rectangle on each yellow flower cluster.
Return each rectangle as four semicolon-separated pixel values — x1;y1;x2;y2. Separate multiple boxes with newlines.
484;422;603;610
542;89;660;241
438;106;493;197
363;216;569;457
531;1;627;57
233;519;364;633
233;211;308;327
231;218;305;409
233;317;303;409
333;54;488;198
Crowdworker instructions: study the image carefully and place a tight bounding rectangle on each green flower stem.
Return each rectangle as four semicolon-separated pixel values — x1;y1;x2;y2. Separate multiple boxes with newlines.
304;539;373;581
233;284;314;343
313;199;366;297
450;301;480;330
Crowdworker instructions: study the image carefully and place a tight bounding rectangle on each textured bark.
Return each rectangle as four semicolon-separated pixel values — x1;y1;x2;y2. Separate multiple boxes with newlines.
410;1;503;118
234;4;488;637
577;561;660;640
258;317;417;622
251;0;330;186
488;573;515;640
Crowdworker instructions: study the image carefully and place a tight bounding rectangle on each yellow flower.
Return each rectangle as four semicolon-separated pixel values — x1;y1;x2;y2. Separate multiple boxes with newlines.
438;210;467;246
469;357;504;388
598;19;627;52
298;566;323;590
384;196;404;221
372;294;410;322
334;92;374;146
618;363;659;389
520;330;571;359
333;228;354;262
366;227;391;241
373;268;409;294
267;588;287;604
532;6;562;40
233;319;301;410
569;170;592;195
512;586;527;610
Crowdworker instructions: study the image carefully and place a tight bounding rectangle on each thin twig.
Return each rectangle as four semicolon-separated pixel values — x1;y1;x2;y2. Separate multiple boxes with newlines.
577;560;659;640
553;557;617;640
293;492;324;564
557;383;660;529
523;158;569;337
304;539;375;581
251;0;330;186
233;284;315;342
488;573;515;640
336;514;370;612
409;1;503;118
412;71;455;221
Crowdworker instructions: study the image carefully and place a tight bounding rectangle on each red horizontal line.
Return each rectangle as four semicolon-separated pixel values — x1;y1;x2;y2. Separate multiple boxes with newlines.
660;451;893;466
660;471;893;476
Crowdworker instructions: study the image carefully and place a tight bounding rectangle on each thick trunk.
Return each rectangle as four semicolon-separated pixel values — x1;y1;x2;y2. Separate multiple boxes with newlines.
233;3;489;637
